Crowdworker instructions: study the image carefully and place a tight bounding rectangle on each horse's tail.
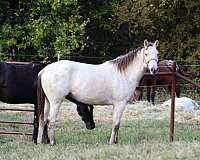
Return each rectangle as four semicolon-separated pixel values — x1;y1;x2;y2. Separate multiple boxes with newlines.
37;73;45;125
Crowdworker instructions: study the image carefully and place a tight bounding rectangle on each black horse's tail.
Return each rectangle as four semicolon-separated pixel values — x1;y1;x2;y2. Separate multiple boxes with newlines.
37;73;45;127
37;73;50;144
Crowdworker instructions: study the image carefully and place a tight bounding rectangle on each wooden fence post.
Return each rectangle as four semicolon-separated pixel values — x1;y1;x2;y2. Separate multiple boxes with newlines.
169;61;176;142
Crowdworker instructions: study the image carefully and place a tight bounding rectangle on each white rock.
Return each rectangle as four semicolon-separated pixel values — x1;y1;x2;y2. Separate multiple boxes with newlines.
162;97;200;110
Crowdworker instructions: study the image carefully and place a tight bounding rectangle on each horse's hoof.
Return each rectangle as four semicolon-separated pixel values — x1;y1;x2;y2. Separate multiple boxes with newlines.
50;140;56;146
108;140;118;145
108;140;114;145
50;143;56;146
42;138;50;144
37;141;42;145
32;138;37;144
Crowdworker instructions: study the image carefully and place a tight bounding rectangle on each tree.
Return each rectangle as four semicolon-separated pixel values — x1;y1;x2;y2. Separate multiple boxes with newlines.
112;0;200;76
0;0;88;63
0;0;199;78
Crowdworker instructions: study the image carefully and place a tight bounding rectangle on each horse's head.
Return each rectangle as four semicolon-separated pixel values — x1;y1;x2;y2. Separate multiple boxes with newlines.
77;104;95;130
143;40;159;74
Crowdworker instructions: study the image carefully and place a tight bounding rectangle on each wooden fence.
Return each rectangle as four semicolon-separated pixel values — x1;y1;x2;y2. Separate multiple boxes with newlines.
0;107;34;136
144;62;200;142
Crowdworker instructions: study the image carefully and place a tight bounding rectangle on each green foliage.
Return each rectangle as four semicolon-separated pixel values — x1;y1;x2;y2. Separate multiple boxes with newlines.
112;0;200;77
0;0;87;63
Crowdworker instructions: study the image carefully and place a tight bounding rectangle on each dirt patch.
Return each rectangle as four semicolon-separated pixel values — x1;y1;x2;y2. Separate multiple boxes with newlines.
59;101;200;124
1;100;199;124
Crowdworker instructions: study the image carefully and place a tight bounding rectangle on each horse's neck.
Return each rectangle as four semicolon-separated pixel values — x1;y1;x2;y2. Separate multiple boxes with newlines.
125;52;145;85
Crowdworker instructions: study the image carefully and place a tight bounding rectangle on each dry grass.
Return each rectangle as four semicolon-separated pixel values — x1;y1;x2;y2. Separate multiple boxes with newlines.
59;100;200;124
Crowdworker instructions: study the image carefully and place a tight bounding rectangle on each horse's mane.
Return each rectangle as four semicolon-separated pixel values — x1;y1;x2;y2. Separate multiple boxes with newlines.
110;48;141;72
110;42;155;72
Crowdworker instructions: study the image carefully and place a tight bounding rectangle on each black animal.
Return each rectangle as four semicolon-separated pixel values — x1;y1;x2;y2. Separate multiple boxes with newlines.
67;96;95;130
0;61;95;143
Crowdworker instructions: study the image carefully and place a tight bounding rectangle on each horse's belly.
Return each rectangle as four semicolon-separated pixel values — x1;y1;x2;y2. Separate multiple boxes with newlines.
71;86;113;105
72;96;112;105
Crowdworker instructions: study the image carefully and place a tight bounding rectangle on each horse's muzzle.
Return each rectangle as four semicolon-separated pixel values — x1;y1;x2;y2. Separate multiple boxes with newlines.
86;121;95;130
150;68;158;75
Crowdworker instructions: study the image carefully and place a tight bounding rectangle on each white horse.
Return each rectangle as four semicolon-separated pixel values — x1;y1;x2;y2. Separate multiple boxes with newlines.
37;40;159;145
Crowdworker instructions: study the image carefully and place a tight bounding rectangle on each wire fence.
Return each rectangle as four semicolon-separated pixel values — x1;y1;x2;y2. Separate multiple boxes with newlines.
1;53;200;63
140;86;200;104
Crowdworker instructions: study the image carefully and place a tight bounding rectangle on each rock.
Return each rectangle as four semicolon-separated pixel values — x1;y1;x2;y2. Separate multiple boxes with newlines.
162;97;200;110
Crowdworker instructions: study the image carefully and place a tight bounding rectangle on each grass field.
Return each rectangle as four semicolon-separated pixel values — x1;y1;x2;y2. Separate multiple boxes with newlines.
1;101;200;160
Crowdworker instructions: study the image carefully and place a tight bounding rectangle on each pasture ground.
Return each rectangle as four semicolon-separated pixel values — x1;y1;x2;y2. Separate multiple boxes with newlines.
1;101;200;160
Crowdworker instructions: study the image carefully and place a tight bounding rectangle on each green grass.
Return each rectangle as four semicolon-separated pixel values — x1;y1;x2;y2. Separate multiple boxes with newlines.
1;113;200;160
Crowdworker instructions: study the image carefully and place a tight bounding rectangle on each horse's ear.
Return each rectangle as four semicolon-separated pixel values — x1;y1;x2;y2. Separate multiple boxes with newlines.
144;40;148;48
154;40;159;47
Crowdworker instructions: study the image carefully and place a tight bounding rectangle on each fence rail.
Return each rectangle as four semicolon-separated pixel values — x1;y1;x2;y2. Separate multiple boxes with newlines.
0;121;33;125
0;131;32;136
0;108;34;112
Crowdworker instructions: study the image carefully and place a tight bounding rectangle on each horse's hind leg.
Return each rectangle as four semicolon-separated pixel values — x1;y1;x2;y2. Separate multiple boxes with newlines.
151;86;156;105
147;87;151;103
42;98;50;143
37;98;50;144
109;101;126;144
176;85;181;97
48;100;62;145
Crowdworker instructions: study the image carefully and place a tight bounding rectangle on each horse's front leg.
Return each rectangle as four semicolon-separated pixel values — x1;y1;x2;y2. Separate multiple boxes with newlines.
109;101;126;145
151;86;156;105
147;87;151;103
